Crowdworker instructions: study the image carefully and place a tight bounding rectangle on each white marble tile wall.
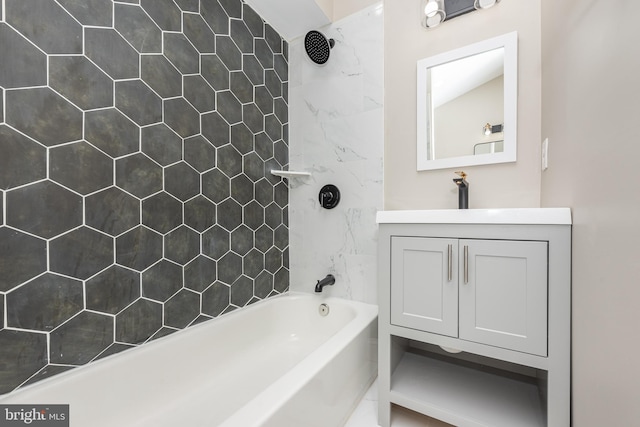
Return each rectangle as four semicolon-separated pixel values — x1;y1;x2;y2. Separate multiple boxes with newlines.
287;3;384;304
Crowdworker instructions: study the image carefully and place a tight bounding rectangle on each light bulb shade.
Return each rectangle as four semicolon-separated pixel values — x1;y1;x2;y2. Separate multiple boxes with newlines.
422;0;445;28
474;0;500;10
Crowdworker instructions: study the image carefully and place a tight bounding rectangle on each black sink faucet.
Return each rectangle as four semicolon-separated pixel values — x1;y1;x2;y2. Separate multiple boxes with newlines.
314;274;335;292
453;171;469;209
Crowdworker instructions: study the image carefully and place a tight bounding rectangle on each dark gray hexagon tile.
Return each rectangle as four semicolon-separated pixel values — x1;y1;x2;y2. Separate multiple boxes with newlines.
230;71;254;104
217;198;242;231
164;33;199;74
216;144;243;178
57;0;113;26
184;255;216;292
243;152;265;182
216;91;242;125
140;0;181;31
165;289;200;329
255;224;273;253
85;108;140;158
86;265;141;315
184;135;216;172
230;174;254;205
254;39;274;69
142;259;183;302
116;153;163;198
6;180;82;239
274;181;288;208
0;293;3;327
274;97;288;125
50;311;114;365
183;13;215;53
243;5;264;38
164;98;200;138
95;343;135;361
164;225;200;265
141;55;182;99
218;252;241;284
202;169;230;203
243;248;264;278
230;225;252;255
265;69;282;98
216;36;242;71
201;112;230;147
175;0;199;12
265;203;282;229
50;227;114;280
201;225;230;260
50;141;114;195
23;365;76;389
219;0;242;18
255;178;274;207
0;24;47;89
116;80;162;126
274;224;288;250
202;281;229;317
231;123;253;154
243;104;264;135
6;0;82;54
116;298;163;344
264;24;282;54
143;192;183;234
242;55;265;86
116;226;163;271
255;270;274;298
184;75;216;113
255;85;274;114
0;330;47;394
0;125;46;190
0;228;46;292
274;267;289;293
85;28;139;79
86;187;141;236
164;162;200;201
141;124;182;166
265;246;283;273
274;53;288;82
7;273;83;331
114;3;162;54
274;139;288;166
6;87;82;147
265;114;283;141
243;201;264;230
230;20;253;53
230;275;253;306
201;54;230;91
201;0;229;35
49;56;113;111
150;327;178;341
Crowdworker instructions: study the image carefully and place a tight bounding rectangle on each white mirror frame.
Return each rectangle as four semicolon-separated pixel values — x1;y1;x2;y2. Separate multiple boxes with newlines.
417;31;518;171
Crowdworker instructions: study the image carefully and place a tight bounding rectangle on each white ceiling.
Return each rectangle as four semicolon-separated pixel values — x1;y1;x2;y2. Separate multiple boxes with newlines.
244;0;331;41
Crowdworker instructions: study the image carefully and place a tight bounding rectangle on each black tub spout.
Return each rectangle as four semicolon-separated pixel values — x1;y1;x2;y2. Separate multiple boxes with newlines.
315;274;335;292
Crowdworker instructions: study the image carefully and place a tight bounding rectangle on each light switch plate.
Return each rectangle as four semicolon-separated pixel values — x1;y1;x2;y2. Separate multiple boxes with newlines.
542;138;549;171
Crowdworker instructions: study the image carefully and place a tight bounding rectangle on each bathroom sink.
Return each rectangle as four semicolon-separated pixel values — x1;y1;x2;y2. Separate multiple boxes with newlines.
375;208;571;225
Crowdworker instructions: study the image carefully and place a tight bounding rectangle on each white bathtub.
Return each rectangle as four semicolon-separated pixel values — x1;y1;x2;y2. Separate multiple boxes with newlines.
0;292;378;427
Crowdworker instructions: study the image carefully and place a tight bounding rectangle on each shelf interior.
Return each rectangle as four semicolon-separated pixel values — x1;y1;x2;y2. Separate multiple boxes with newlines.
390;350;546;427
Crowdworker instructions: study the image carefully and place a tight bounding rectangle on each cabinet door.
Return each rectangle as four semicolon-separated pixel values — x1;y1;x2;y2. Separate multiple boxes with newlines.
459;239;548;356
391;237;458;337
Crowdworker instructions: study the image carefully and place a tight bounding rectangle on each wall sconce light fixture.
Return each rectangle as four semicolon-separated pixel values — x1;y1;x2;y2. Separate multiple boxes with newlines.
422;0;501;29
483;123;504;136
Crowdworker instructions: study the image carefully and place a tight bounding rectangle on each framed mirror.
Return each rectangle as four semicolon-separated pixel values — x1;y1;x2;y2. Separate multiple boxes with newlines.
417;32;518;171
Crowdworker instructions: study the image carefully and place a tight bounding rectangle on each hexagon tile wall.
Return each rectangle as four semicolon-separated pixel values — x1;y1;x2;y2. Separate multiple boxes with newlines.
0;0;289;394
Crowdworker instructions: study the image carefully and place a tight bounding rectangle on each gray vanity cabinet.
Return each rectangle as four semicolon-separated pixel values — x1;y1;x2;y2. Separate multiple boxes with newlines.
391;236;548;357
377;209;572;427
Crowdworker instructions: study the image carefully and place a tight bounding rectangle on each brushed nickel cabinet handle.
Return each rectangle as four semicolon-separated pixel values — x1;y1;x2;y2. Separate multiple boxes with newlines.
464;245;469;284
448;244;452;282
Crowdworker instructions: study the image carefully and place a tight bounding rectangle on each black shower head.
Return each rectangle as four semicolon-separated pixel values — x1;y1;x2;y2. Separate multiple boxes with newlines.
304;30;335;65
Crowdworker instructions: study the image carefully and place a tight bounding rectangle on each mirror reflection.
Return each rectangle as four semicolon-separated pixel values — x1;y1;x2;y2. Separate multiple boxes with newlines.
429;47;504;160
416;32;518;171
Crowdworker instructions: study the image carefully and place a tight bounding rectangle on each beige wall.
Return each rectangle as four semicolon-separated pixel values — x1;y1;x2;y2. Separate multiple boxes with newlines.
541;1;640;425
384;0;541;209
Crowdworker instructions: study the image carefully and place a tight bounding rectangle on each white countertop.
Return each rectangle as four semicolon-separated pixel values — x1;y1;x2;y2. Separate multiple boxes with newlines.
376;208;571;225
